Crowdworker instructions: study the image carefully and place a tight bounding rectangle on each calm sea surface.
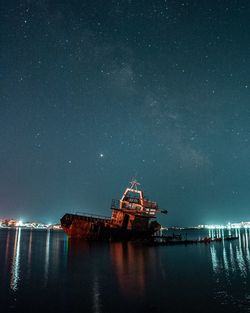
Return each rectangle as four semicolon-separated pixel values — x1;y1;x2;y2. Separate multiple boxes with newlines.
1;228;250;313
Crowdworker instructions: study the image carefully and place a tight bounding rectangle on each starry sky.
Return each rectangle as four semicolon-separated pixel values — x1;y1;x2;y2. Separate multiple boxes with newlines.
1;0;250;226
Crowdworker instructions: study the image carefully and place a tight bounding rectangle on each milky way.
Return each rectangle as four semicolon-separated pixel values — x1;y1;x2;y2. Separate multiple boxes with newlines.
1;1;250;225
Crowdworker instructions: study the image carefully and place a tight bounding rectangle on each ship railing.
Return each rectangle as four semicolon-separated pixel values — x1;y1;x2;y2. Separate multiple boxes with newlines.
111;200;145;211
111;200;157;217
75;211;111;220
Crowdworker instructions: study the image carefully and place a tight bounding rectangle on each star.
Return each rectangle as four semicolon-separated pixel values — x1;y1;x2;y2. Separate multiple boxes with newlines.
99;153;104;158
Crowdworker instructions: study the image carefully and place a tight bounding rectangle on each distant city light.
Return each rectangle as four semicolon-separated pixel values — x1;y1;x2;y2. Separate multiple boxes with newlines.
198;222;250;230
0;219;62;230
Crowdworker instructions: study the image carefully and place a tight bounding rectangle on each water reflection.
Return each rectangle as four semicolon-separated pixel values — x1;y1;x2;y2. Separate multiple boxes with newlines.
237;233;247;277
110;243;158;298
210;245;219;273
222;245;229;274
5;231;10;262
3;229;66;293
64;236;68;256
210;229;250;277
2;228;250;313
92;273;101;313
110;243;145;297
244;229;250;268
209;231;250;309
229;243;236;272
27;230;33;279
44;230;50;286
4;231;11;273
10;228;22;291
27;230;33;264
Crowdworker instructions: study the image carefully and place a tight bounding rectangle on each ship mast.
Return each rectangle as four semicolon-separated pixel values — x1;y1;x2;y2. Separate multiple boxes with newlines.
129;179;140;190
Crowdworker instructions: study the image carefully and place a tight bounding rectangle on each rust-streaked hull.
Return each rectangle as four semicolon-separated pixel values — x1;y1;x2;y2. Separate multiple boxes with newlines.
61;213;159;241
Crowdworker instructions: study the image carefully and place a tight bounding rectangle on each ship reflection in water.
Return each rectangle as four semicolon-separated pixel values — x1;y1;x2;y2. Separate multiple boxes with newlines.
110;242;160;299
1;228;250;312
110;243;146;297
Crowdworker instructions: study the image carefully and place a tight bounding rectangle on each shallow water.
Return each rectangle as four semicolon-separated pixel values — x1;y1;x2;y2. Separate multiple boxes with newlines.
1;228;250;313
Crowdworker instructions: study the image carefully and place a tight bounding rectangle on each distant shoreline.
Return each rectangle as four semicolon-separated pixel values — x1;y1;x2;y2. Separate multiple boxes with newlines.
0;226;62;230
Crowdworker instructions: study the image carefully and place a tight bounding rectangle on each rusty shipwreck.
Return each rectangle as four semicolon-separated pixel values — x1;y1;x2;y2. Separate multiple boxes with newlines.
60;180;167;241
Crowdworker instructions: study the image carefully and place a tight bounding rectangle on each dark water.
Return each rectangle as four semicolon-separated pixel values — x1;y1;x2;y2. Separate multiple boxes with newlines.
1;228;250;313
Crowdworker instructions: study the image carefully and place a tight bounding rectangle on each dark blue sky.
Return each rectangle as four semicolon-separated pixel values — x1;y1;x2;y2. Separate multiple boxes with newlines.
1;0;250;226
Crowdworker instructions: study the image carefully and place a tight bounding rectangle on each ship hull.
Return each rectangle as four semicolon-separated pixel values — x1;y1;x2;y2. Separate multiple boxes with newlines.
61;213;158;241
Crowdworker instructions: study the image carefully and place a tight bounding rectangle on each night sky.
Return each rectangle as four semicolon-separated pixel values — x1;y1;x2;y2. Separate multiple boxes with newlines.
1;0;250;226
